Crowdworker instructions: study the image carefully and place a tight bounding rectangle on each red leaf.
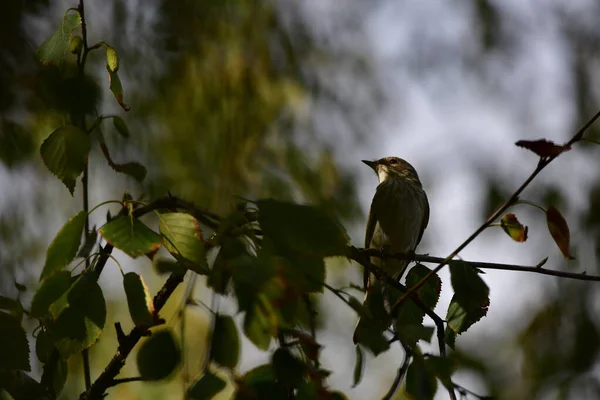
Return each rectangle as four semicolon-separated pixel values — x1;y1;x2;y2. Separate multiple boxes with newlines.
515;139;571;158
500;213;528;242
546;206;575;260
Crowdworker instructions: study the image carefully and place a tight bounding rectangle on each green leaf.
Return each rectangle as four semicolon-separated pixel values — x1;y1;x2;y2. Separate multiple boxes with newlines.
112;115;129;138
445;261;490;347
396;324;435;346
112;161;147;182
243;295;277;351
424;356;458;391
257;199;349;257
0;371;49;400
137;329;181;381
449;261;489;305
235;364;287;400
353;281;391;355
210;315;240;369
352;345;364;388
159;212;208;273
187;371;226;400
41;350;67;398
31;271;73;319
0;312;30;371
154;259;186;276
35;330;53;364
99;216;162;258
352;321;389;356
46;274;106;358
107;66;130;111
123;272;156;328
40;211;86;280
0;296;23;320
406;264;442;310
271;348;306;388
40;126;91;194
106;46;119;72
77;226;97;258
500;213;528;242
405;358;437;400
36;12;82;65
444;294;489;349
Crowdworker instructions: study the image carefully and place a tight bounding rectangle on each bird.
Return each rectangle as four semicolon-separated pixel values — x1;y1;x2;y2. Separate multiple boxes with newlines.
353;156;429;345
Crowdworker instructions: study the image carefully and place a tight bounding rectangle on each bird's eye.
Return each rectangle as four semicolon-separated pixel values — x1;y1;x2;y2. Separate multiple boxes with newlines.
389;158;398;165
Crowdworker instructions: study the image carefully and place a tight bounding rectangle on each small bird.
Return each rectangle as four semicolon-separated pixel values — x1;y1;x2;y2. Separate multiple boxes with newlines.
353;156;429;344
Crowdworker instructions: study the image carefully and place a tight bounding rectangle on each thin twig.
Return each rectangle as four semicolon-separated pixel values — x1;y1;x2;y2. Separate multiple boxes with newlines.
106;377;144;388
391;108;600;311
353;248;600;282
453;382;493;399
381;346;411;400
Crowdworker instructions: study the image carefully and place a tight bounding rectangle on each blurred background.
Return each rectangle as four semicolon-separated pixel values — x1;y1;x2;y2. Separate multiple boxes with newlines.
2;0;600;399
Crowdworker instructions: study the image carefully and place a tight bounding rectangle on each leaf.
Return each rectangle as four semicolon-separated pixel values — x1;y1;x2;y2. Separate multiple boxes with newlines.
70;35;83;55
271;348;306;388
113;161;147;182
112;115;129;138
107;66;130;111
188;372;227;400
405;358;437;400
35;330;53;364
424;356;458;391
0;312;30;371
235;364;286;400
36;12;82;65
393;264;442;343
515;139;570;158
30;271;73;319
445;261;490;348
0;296;23;320
257;200;349;257
99;216;162;258
449;261;489;306
159;212;208;273
0;371;49;400
210;315;240;369
444;294;489;349
40;126;91;194
137;329;181;381
154;259;186;276
243;294;277;351
46;274;106;357
77;226;97;258
500;213;528;242
123;272;156;328
352;345;364;388
40;211;86;280
352;281;391;356
41;350;67;398
106;46;119;72
546;206;575;259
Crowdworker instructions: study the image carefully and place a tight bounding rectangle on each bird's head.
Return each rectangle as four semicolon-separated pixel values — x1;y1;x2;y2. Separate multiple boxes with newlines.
362;157;422;185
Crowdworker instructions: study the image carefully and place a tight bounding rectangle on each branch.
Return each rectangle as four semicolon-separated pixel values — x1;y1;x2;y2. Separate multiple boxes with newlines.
382;346;411;400
79;271;186;400
346;247;449;364
354;248;600;282
390;108;600;311
79;196;219;400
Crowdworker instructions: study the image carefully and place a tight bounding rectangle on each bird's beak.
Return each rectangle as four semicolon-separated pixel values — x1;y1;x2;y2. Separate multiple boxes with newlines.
361;160;377;171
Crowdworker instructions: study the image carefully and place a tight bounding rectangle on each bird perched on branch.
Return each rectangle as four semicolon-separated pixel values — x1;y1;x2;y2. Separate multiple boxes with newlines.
353;156;429;344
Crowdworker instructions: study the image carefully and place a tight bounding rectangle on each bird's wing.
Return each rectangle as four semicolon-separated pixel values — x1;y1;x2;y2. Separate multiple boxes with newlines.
415;192;430;247
363;195;378;289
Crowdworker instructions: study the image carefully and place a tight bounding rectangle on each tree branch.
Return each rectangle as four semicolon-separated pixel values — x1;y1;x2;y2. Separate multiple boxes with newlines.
353;248;600;282
79;196;219;400
390;108;600;311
